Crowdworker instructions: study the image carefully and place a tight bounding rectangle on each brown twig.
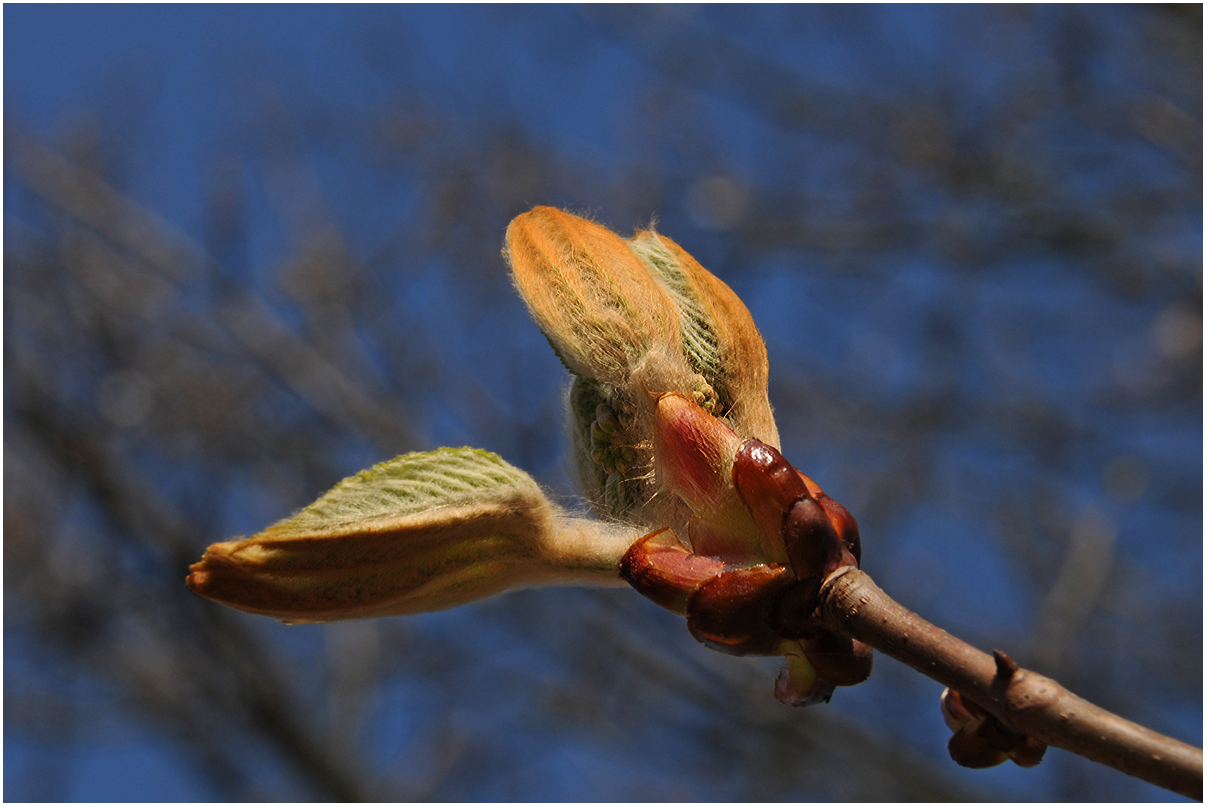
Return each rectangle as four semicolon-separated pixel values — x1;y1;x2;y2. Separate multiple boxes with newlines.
806;566;1202;800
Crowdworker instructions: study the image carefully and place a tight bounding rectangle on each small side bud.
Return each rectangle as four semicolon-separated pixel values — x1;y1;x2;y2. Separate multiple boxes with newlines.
939;688;1048;770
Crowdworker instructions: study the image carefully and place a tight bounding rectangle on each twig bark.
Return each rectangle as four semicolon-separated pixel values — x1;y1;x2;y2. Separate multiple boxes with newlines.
806;566;1202;800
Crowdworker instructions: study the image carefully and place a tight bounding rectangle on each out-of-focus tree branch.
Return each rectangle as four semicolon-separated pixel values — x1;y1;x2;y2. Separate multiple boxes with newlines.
8;134;419;453
7;387;378;801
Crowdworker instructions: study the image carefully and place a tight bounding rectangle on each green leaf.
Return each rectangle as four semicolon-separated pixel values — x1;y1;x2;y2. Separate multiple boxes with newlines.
187;447;641;623
267;447;543;537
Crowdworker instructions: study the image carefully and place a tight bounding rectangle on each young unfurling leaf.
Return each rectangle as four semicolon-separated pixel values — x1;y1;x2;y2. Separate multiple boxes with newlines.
505;207;779;543
504;206;682;389
628;229;779;449
187;447;640;623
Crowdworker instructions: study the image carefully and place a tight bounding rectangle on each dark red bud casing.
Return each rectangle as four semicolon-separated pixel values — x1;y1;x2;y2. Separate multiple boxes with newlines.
733;441;809;514
782;497;844;580
800;631;873;687
686;564;794;656
815;493;861;566
620;529;726;615
732;440;809;567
